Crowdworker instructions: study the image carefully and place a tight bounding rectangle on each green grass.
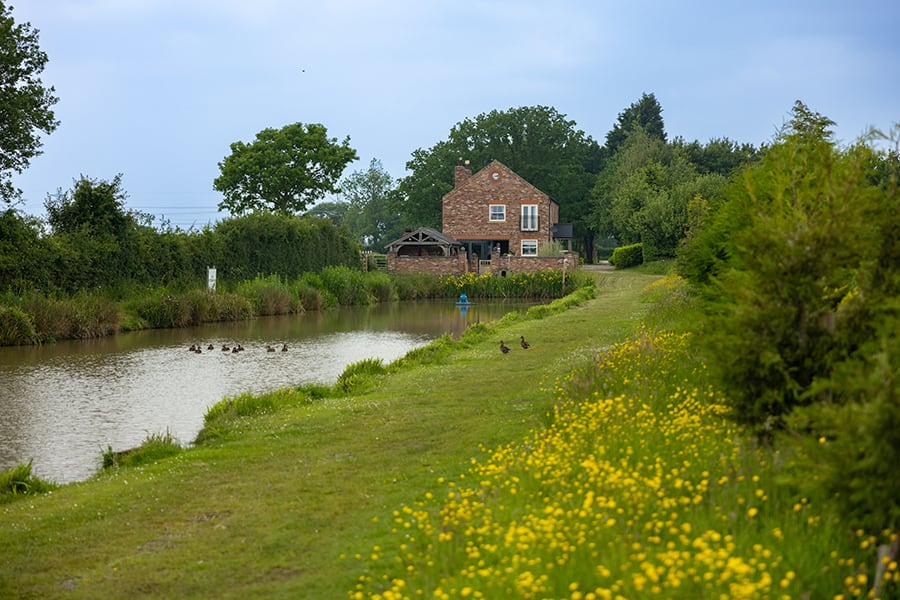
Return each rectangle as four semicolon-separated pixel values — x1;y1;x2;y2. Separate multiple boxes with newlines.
4;270;892;598
0;270;651;598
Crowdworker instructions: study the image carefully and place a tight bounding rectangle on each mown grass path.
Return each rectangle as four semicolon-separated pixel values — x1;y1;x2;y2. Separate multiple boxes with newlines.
0;271;658;599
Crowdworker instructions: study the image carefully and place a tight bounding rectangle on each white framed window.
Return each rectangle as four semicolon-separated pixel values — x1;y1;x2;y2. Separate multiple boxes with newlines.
489;204;506;222
521;204;538;231
521;239;538;256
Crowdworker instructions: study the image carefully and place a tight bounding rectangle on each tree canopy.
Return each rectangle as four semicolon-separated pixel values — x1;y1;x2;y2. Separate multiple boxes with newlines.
0;1;59;205
603;92;666;157
338;158;403;252
214;122;358;215
677;101;900;534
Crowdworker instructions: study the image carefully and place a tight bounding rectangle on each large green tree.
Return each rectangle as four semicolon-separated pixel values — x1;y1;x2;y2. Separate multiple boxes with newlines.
603;92;666;158
214;122;358;215
339;158;402;252
591;128;726;261
0;2;59;205
678;102;900;543
677;136;763;177
44;175;141;290
394;106;601;258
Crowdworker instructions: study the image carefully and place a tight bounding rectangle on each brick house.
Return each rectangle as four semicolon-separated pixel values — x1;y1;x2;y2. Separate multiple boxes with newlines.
386;159;577;275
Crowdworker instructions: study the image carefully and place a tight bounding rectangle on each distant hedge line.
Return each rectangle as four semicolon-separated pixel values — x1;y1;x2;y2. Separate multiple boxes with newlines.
0;210;362;296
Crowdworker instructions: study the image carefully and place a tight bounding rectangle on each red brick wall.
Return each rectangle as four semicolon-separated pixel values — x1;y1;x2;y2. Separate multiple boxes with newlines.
387;253;468;276
442;161;557;253
387;251;579;277
488;252;579;275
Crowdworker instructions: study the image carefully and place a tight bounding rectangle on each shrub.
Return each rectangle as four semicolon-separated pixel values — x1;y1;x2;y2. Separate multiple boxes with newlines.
236;275;294;315
364;271;397;303
20;294;69;342
609;243;643;268
320;265;373;305
391;274;446;300
0;304;39;345
290;280;325;311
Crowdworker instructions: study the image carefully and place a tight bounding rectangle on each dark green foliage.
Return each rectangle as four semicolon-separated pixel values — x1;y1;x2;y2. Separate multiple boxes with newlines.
677;101;900;535
216;212;361;281
338;158;405;252
133;289;253;329
319;265;372;305
3;178;362;299
0;209;52;292
603;92;667;156
235;275;296;315
0;461;56;503
391;273;446;300
680;103;888;430
0;303;37;344
609;243;643;268
789;316;900;534
679;137;763;177
0;2;59;204
101;430;182;470
214;122;358;215
591;127;726;261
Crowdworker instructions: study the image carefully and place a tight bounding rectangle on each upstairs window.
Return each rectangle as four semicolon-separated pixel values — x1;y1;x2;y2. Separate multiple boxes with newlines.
489;204;506;222
521;204;538;231
521;239;538;256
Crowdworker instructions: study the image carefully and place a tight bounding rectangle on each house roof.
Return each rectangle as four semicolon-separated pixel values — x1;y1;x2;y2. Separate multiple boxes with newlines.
384;226;462;253
444;159;558;207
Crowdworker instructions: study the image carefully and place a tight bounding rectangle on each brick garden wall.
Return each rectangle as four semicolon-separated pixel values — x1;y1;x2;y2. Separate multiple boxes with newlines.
387;251;580;277
387;254;469;276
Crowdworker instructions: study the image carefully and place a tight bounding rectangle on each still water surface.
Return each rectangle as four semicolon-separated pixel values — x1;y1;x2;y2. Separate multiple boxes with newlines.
0;300;531;484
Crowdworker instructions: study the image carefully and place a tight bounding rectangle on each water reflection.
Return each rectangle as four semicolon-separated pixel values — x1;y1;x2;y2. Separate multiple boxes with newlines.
0;300;534;483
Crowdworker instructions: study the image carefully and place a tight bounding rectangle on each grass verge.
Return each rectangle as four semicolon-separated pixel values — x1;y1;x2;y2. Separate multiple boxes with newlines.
0;270;650;598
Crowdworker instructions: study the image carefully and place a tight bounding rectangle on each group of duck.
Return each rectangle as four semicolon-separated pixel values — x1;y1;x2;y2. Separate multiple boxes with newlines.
499;335;530;354
187;343;287;354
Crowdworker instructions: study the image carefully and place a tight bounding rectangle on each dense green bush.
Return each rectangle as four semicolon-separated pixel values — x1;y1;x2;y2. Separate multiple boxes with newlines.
677;103;900;539
320;265;373;305
0;305;38;345
3;182;362;298
133;289;253;328
609;243;643;268
216;213;361;282
391;273;446;300
235;275;296;315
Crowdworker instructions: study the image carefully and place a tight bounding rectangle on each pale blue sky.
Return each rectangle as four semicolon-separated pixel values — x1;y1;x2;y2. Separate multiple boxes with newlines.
10;0;900;229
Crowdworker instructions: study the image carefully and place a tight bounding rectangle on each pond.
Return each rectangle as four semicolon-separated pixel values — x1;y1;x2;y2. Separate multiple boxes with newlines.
0;299;535;484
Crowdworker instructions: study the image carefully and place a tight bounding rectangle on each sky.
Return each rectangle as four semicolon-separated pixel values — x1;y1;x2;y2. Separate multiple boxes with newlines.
9;0;900;230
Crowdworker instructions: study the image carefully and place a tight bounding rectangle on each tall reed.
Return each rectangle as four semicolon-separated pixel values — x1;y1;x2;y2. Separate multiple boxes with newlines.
0;305;38;345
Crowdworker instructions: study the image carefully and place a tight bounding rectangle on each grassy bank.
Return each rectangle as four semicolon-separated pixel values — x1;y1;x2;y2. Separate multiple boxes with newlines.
3;269;895;599
0;268;595;345
0;270;639;598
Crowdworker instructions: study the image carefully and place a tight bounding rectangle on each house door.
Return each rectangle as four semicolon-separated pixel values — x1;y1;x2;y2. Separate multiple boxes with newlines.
464;241;493;261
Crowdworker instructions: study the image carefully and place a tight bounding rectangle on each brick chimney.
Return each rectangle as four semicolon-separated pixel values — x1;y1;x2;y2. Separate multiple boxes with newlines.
454;157;472;188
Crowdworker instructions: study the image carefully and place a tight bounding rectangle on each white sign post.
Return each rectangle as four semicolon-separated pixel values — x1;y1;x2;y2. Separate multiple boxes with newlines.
207;267;217;292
